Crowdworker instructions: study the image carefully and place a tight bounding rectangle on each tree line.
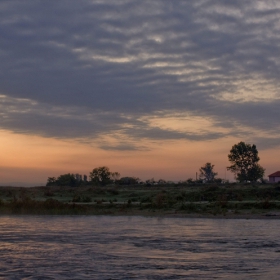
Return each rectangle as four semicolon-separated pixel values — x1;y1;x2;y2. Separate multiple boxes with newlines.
46;141;265;187
47;166;140;187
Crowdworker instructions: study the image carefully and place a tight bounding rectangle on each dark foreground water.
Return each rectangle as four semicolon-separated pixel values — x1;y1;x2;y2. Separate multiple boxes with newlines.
1;216;280;279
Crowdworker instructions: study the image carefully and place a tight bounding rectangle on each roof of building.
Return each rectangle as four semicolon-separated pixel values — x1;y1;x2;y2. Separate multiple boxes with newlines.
268;171;280;177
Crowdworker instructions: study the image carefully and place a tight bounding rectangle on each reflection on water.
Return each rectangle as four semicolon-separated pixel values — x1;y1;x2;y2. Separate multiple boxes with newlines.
0;215;280;279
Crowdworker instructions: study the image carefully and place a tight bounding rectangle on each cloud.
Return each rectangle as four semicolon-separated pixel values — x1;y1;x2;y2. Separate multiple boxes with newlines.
99;143;147;152
0;94;227;144
0;0;280;149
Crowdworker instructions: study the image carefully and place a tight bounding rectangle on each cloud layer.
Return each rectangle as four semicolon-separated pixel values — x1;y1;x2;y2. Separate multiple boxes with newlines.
1;0;280;150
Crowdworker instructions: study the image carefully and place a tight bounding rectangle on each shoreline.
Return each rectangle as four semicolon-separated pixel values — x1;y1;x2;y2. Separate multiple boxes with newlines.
105;209;280;220
1;206;280;219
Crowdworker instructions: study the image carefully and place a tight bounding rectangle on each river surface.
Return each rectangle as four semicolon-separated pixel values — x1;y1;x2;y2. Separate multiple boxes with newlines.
0;215;280;279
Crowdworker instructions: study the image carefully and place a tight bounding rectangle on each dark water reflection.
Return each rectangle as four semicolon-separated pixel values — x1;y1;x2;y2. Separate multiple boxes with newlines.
0;216;280;279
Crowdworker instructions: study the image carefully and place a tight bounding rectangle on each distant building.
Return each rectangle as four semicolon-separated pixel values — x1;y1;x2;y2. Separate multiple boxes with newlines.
268;171;280;183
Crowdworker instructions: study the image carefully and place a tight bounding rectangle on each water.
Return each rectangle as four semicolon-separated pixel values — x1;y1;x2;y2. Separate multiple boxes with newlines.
0;216;280;279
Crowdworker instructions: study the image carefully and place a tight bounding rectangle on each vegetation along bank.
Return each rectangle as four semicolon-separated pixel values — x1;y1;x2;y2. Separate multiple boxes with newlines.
1;183;280;218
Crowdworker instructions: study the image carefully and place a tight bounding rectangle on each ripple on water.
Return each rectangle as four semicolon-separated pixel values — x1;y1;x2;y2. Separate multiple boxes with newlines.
0;216;280;279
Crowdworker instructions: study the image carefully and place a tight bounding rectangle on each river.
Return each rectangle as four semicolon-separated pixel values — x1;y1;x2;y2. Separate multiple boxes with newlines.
0;215;280;279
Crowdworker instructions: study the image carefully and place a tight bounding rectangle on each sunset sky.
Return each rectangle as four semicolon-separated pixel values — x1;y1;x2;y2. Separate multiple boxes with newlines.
1;0;280;186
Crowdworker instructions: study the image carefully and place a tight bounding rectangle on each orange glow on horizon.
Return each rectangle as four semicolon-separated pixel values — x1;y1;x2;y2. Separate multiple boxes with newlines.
0;129;279;186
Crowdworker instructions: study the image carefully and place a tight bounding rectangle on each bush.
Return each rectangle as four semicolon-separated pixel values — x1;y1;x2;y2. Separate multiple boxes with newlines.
82;196;92;203
44;190;54;197
179;202;197;212
72;195;81;202
154;193;165;207
107;188;119;195
140;196;152;203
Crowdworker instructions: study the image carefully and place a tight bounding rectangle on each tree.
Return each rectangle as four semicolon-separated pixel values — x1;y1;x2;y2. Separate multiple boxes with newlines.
158;179;167;184
187;178;194;184
145;178;155;185
56;173;77;187
118;177;139;185
227;141;265;182
46;177;57;186
89;166;119;186
111;172;120;183
199;162;217;182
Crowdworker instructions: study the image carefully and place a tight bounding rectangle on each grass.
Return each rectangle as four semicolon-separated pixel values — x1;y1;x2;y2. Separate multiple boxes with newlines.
0;183;280;216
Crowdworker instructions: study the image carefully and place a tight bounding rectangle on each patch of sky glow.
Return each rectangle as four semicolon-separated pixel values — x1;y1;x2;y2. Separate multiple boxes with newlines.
254;2;280;11
147;35;164;43
0;94;91;120
143;59;221;80
143;62;186;68
212;76;280;103
139;112;229;135
203;3;243;18
0;94;38;106
72;47;136;64
91;55;134;63
96;133;148;151
72;46;187;68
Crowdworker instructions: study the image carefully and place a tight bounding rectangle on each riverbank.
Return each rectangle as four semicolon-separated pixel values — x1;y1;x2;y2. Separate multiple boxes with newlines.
0;183;280;218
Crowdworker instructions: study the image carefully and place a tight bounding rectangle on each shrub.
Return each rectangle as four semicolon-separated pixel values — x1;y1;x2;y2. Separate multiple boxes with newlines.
140;196;152;203
82;196;92;203
107;188;119;195
155;193;165;207
44;190;54;197
217;194;228;207
72;195;81;202
179;202;197;212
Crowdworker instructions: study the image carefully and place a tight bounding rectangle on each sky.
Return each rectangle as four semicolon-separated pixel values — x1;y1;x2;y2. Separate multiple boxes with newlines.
1;0;280;186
